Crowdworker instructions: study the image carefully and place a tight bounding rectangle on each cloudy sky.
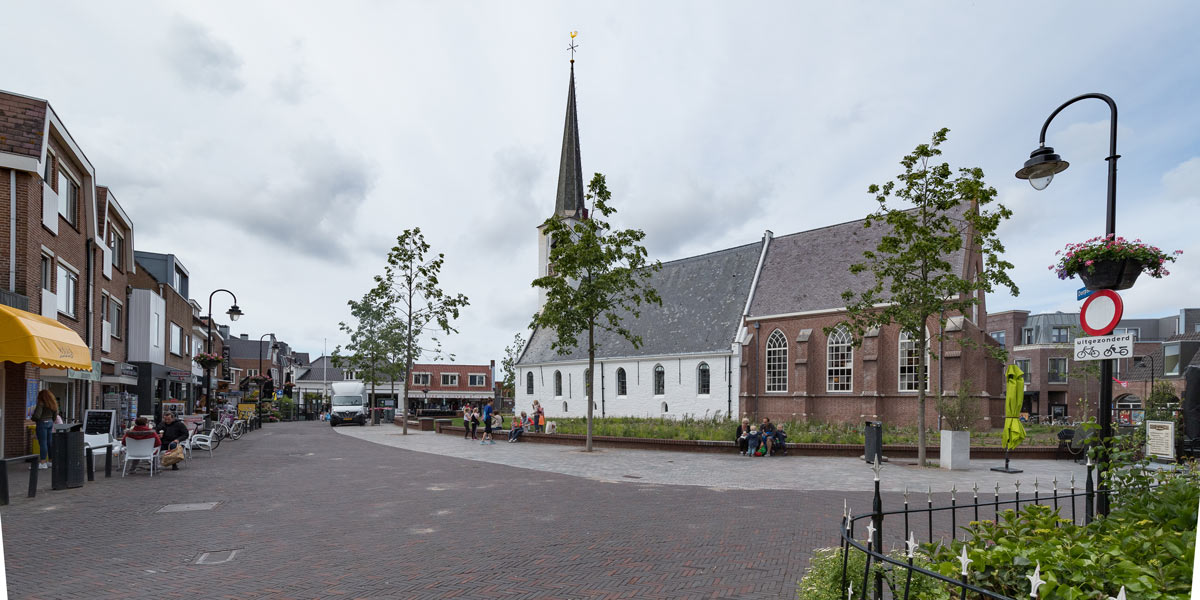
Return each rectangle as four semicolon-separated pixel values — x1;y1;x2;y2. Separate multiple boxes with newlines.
7;2;1200;363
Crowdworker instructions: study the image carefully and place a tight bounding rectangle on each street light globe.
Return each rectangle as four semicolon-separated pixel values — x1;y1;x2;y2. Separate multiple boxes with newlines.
1015;146;1069;190
1029;174;1054;191
227;304;243;321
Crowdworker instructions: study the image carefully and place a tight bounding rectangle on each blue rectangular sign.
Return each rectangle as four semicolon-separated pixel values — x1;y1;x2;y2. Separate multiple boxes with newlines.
1077;287;1094;301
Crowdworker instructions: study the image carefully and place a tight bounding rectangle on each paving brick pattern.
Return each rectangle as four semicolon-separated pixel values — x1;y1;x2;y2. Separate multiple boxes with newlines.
1;422;866;599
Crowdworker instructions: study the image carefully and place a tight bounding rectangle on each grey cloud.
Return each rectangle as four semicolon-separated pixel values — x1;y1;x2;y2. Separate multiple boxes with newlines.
638;177;771;259
475;147;546;252
165;18;244;92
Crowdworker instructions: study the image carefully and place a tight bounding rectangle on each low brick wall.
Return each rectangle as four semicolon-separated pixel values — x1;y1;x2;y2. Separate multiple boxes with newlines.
431;424;1062;459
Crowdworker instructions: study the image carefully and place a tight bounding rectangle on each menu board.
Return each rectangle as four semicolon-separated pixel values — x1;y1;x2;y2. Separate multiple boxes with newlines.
1145;420;1175;461
237;403;256;420
162;401;186;417
84;409;117;437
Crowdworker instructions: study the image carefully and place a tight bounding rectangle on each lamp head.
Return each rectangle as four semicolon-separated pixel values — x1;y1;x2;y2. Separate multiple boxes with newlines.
1015;146;1069;190
227;304;243;321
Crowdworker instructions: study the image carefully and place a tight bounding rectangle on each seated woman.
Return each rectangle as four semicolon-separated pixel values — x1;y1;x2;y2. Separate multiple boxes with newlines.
508;411;529;443
734;418;752;455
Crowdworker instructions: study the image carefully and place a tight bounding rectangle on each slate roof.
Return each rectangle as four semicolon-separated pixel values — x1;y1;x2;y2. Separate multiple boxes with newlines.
0;92;47;158
518;241;764;364
297;356;346;381
748;213;968;317
225;336;276;360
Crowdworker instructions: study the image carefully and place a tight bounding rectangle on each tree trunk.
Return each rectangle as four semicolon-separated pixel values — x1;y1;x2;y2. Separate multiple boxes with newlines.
402;275;413;435
586;319;595;452
917;326;928;467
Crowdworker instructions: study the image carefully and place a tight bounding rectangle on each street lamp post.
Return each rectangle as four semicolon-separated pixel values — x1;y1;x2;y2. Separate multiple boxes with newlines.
1015;92;1120;516
205;289;242;422
1135;354;1156;401
259;333;276;425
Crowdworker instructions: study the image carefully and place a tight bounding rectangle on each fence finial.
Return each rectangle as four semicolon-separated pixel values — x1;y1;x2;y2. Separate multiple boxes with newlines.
871;454;883;481
1014;479;1022;492
906;531;918;558
1027;562;1046;597
865;521;877;547
958;545;973;576
1108;586;1126;600
847;582;853;600
950;485;957;502
903;486;910;503
972;480;979;496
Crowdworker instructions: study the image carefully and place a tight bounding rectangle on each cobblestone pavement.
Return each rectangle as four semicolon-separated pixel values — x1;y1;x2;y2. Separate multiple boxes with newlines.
340;425;1089;493
0;422;1087;599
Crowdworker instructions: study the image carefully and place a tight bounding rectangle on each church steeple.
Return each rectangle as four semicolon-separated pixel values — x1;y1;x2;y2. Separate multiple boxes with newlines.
554;60;584;219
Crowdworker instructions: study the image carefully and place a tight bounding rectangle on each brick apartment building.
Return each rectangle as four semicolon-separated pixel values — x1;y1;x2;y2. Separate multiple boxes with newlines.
128;251;201;417
988;308;1200;423
408;362;494;414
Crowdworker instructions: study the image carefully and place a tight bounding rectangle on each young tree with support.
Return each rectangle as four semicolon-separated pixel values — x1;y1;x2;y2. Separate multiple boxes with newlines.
835;129;1018;466
500;333;525;399
333;280;392;424
379;228;470;435
531;173;661;452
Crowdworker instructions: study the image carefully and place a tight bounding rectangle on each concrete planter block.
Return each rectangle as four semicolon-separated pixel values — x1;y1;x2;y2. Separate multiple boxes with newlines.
940;430;970;470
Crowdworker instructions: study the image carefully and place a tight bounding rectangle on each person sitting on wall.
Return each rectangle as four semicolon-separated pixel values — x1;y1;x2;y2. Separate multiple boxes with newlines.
760;417;777;456
508;411;528;443
734;418;753;455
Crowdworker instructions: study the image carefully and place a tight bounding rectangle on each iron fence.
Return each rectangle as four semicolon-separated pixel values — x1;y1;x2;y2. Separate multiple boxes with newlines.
838;456;1129;600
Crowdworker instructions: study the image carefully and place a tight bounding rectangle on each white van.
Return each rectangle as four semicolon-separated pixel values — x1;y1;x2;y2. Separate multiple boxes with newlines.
329;381;367;426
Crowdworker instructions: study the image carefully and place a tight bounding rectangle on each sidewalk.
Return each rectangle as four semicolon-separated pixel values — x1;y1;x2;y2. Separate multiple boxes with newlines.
336;424;1089;493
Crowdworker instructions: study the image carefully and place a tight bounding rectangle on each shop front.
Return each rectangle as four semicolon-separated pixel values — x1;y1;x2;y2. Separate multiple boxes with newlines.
100;362;139;432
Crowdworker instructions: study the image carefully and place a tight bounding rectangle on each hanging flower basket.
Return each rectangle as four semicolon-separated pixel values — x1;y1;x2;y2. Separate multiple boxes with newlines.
193;352;224;369
1050;235;1181;291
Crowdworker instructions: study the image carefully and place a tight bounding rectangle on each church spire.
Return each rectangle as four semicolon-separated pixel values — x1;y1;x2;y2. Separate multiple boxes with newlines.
554;33;584;219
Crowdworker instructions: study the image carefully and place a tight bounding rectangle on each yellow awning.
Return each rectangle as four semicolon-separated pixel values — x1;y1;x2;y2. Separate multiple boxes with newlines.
0;304;92;370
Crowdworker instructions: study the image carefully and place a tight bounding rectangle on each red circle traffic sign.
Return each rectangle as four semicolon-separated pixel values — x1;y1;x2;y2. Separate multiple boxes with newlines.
1080;289;1123;336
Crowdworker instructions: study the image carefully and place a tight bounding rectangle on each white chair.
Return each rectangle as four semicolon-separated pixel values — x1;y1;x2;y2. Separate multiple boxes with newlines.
183;430;215;458
122;437;160;477
84;433;125;470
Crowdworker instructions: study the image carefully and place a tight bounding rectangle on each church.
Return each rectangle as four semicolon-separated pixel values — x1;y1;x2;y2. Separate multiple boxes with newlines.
515;60;1005;428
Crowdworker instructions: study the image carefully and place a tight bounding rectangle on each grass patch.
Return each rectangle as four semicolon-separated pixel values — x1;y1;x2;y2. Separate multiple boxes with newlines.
543;416;1068;447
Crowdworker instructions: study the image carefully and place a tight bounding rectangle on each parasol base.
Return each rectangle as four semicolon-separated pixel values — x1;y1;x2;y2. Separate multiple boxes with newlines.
989;466;1024;474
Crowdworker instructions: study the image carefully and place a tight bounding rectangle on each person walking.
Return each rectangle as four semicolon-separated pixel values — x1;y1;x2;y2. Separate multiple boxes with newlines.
31;390;59;469
481;400;495;445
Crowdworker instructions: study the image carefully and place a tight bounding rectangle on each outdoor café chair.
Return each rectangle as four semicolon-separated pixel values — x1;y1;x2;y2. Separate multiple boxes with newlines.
122;437;160;477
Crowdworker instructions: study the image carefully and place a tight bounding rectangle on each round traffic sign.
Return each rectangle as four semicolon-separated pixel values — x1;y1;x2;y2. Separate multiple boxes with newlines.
1080;289;1123;336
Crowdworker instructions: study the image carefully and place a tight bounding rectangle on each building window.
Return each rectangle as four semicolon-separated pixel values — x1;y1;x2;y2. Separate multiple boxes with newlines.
40;256;52;291
697;362;710;395
1113;327;1140;341
554;371;562;397
653;364;665;395
1164;343;1181;376
898;330;929;392
110;231;124;270
989;330;1006;346
247;369;259;377
827;325;853;392
441;373;459;386
525;372;534;395
56;265;77;317
765;329;788;392
661;402;669;413
1021;328;1034;345
58;169;78;227
169;323;182;355
1050;327;1070;344
1015;358;1031;377
616;368;627;396
412;372;430;386
468;374;487;387
1048;357;1068;383
562;401;568;412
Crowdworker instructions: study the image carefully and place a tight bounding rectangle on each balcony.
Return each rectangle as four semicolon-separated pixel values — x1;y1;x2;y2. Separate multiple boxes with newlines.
40;289;57;319
42;181;58;234
0;289;29;311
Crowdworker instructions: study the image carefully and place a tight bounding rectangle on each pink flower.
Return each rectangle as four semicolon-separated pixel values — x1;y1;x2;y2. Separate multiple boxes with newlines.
1086;260;1094;266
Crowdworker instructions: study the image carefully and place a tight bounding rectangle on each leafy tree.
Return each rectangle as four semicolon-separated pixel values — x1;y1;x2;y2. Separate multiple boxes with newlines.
834;129;1018;466
531;173;662;451
501;333;525;399
379;228;470;434
333;279;393;422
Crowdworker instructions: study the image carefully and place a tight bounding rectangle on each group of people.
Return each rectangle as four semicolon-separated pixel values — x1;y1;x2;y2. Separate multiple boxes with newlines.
29;388;192;473
735;416;787;457
460;399;547;444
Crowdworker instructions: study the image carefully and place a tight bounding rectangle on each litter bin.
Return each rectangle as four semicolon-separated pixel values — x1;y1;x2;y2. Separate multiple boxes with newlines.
863;421;883;465
51;423;85;490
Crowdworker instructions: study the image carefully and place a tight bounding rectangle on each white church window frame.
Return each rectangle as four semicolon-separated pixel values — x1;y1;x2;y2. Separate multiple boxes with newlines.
697;362;710;395
554;371;563;397
653;364;665;396
827;325;853;393
898;329;930;393
616;368;627;397
765;329;788;392
525;372;534;396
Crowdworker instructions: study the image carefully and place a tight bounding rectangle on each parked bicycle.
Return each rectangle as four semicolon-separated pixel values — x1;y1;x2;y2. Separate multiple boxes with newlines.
210;410;247;444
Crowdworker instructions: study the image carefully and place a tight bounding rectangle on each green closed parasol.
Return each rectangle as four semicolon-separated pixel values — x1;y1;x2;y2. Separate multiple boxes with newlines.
992;363;1026;474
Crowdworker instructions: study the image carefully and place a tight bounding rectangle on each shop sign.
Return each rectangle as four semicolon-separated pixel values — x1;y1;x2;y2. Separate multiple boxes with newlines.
120;363;139;378
69;361;102;381
168;370;191;382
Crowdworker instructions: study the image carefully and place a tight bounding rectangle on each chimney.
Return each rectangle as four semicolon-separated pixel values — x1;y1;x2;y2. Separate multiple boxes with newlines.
240;334;248;340
218;324;230;338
